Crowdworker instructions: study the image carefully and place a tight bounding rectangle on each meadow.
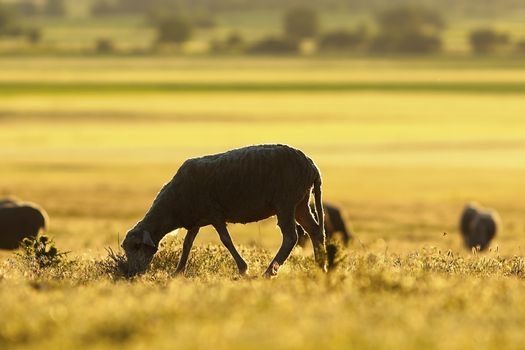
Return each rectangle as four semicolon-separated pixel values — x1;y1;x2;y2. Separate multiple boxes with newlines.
1;56;525;349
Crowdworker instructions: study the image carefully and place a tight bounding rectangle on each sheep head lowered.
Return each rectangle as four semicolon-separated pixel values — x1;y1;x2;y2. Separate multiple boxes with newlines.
122;228;157;274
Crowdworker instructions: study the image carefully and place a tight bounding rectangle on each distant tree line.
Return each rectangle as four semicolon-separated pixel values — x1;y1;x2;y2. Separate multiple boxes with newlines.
207;6;524;56
87;0;525;17
206;6;446;55
142;4;525;56
1;1;524;56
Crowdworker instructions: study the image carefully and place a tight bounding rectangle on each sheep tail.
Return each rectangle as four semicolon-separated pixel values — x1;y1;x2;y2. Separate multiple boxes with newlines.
313;171;324;239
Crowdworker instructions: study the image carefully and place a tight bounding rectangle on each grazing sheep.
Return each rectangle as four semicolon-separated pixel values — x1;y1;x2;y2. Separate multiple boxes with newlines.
0;197;20;207
0;203;49;250
459;202;499;251
460;202;480;238
296;202;352;247
122;144;326;277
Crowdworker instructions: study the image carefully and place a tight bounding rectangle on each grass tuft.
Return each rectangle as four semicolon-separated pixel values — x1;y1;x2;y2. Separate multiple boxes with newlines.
326;239;347;273
16;235;68;270
97;247;131;279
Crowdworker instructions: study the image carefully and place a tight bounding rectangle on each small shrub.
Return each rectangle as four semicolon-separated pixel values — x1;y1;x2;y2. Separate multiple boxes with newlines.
319;27;368;51
210;32;245;54
153;14;192;45
371;33;442;54
95;38;115;54
376;5;444;37
372;5;444;54
398;33;441;53
469;28;510;54
248;36;298;55
17;235;68;269
225;32;244;49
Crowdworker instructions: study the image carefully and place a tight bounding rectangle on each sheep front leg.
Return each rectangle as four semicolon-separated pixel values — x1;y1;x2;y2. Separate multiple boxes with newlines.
174;227;200;275
213;222;248;275
264;210;298;278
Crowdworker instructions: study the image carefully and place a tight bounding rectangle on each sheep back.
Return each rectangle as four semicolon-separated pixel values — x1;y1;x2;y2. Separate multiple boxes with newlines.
147;144;321;228
0;204;48;249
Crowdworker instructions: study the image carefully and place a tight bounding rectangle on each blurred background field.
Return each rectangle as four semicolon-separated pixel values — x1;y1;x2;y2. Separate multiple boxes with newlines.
1;56;525;256
1;1;525;349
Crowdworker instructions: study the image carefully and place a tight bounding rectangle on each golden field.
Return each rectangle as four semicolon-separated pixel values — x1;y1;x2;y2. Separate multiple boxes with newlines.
1;56;525;349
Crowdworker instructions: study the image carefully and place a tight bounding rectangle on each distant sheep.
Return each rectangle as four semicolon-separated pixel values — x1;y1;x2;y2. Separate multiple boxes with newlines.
459;202;499;251
122;144;326;277
0;196;20;207
297;202;352;247
0;202;49;250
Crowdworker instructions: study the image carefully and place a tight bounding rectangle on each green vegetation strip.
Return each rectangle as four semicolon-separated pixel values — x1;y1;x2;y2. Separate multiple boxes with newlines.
0;82;524;94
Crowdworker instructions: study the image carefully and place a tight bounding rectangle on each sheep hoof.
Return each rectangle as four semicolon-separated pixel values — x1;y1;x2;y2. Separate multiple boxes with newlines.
262;271;277;279
238;266;249;277
262;262;280;278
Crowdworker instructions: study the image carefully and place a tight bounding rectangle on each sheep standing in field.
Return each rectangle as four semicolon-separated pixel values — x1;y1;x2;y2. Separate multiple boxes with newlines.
296;202;352;247
459;202;500;251
0;196;20;207
0;201;49;250
122;144;326;277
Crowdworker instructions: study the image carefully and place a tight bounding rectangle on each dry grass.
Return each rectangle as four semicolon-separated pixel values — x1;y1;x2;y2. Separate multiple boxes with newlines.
2;242;525;349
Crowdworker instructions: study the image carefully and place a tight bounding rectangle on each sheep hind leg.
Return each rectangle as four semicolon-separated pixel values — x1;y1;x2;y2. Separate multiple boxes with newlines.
264;208;298;278
295;195;327;271
213;222;248;275
175;227;200;275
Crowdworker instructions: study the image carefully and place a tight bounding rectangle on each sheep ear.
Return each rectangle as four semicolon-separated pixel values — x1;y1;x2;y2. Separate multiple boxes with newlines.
142;231;155;247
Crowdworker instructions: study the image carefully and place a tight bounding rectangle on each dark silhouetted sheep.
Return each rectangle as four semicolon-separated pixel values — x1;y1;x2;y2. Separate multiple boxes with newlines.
122;144;326;277
0;196;20;208
459;202;499;251
297;202;352;247
0;202;49;250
